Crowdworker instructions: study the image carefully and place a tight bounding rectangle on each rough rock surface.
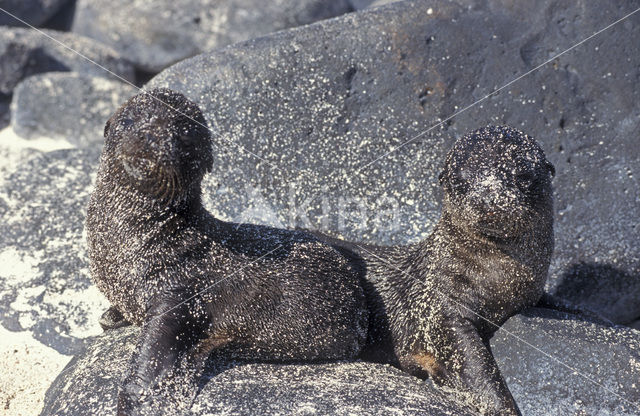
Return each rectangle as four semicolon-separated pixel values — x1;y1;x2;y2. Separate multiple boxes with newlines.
72;0;354;72
0;0;638;415
0;0;71;27
41;324;475;416
148;0;640;324
491;308;640;415
10;72;137;148
40;308;640;415
0;148;107;356
0;27;136;97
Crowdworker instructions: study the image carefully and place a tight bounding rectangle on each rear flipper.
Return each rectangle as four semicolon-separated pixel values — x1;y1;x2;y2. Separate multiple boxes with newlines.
399;320;521;416
537;293;614;326
100;306;131;331
117;293;217;416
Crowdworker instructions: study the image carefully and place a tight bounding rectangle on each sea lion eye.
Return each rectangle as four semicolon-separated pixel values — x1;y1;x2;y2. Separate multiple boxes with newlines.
546;161;556;177
516;171;537;192
122;118;135;129
448;173;468;194
179;134;197;146
516;172;534;182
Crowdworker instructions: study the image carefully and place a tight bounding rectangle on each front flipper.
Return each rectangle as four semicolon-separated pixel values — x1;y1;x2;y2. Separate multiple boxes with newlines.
117;293;210;416
100;306;131;331
399;321;520;416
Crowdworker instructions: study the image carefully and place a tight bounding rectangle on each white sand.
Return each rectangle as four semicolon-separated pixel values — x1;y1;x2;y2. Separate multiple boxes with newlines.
0;326;71;416
0;126;74;187
0;126;79;415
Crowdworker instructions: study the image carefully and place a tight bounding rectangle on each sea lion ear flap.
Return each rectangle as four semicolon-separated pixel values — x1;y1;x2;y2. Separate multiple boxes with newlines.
546;160;556;178
202;128;214;173
438;169;447;185
104;115;114;138
204;151;213;173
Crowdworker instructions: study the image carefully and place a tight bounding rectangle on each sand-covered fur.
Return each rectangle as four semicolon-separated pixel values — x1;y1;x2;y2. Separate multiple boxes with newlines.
86;89;367;414
320;126;555;415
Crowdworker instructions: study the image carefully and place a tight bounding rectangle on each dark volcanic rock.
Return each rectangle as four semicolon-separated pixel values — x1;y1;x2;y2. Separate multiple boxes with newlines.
0;27;135;96
0;0;71;27
39;326;475;416
41;309;640;415
492;308;640;415
0;148;107;355
41;0;78;32
10;72;136;148
0;96;9;129
148;0;640;323
72;0;354;72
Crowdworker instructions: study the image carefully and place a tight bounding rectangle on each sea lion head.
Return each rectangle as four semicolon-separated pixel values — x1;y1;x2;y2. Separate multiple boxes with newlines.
438;125;555;240
102;88;213;205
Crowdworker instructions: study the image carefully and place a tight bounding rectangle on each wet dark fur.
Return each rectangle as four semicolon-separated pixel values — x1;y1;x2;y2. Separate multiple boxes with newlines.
316;126;555;415
85;89;368;415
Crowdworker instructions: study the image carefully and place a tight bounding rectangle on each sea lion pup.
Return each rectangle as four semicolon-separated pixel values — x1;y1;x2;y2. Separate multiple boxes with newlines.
85;88;368;415
320;126;555;415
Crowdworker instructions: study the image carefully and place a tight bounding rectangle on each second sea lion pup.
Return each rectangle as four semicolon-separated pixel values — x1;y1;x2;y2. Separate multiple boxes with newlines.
85;89;368;415
322;125;555;415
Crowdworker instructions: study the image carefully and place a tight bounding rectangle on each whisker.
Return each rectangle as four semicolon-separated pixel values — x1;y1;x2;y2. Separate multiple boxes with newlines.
160;169;172;202
174;169;183;201
168;169;177;203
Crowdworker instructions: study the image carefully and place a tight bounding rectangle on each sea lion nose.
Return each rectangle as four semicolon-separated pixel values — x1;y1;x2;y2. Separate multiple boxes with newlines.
143;132;160;148
140;131;173;156
470;171;518;210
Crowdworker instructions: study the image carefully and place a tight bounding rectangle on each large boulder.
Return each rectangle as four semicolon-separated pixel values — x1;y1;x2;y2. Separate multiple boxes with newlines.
0;0;71;27
0;148;108;356
147;0;640;324
10;72;136;148
72;0;354;72
491;308;640;415
0;27;136;97
41;324;476;415
40;0;78;31
40;308;640;415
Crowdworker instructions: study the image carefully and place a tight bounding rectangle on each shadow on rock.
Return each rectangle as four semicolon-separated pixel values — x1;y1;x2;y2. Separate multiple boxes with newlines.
554;262;640;325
